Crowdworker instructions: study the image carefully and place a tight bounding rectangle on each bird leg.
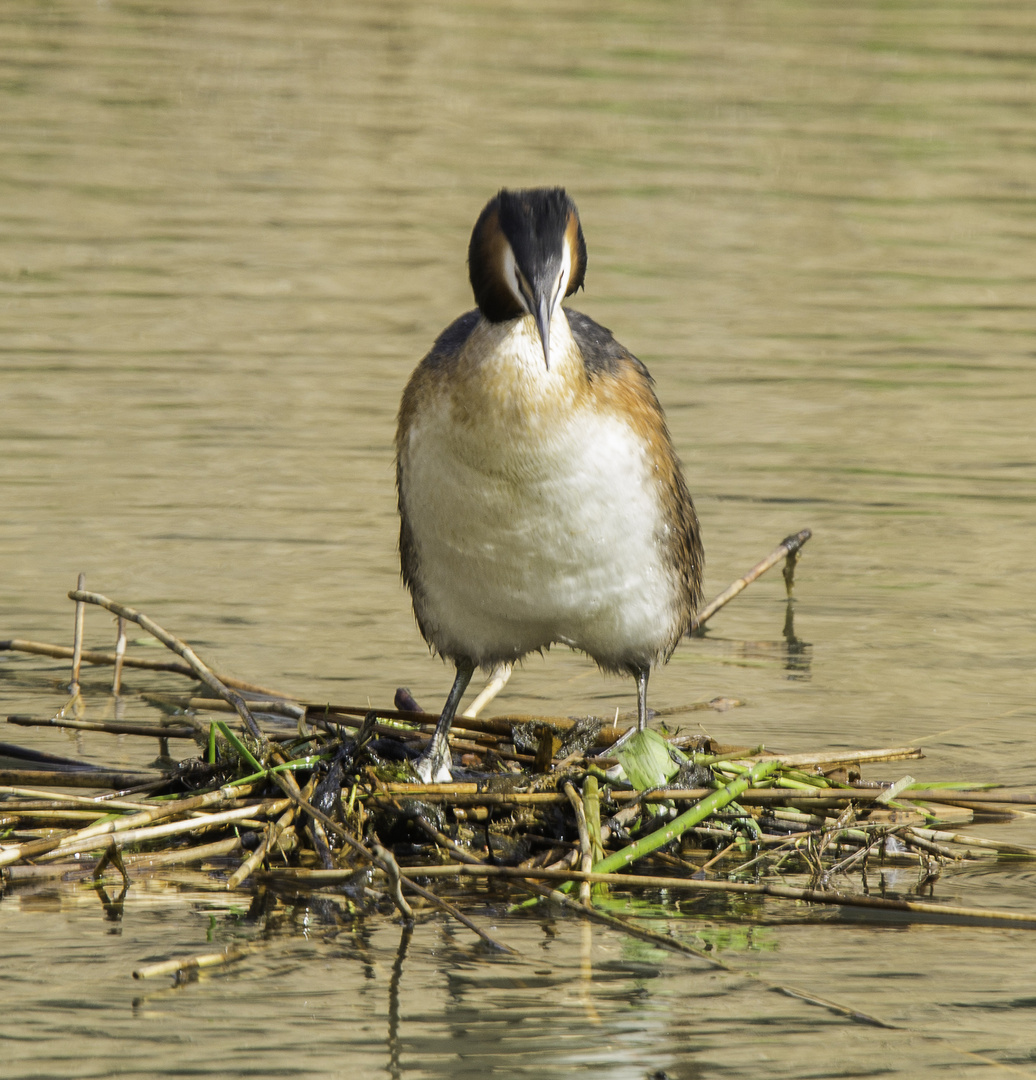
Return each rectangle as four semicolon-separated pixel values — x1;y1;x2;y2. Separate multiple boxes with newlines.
414;658;475;783
635;668;650;731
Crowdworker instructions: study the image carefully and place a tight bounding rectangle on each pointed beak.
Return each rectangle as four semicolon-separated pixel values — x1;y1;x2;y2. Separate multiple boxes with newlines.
534;290;552;370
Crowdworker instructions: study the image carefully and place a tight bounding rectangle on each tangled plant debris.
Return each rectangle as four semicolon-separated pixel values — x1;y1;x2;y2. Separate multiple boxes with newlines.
2;532;1036;1019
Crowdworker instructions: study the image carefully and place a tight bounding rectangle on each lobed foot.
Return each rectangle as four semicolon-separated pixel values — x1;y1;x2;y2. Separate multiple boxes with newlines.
414;733;453;783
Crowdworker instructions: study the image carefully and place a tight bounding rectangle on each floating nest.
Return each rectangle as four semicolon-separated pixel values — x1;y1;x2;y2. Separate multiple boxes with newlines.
2;541;1035;1014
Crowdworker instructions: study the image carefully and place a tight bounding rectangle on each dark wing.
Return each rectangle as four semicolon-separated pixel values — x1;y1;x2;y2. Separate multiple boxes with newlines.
417;309;481;372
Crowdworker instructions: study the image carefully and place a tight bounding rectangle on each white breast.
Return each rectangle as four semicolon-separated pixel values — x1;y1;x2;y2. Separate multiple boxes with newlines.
399;316;682;673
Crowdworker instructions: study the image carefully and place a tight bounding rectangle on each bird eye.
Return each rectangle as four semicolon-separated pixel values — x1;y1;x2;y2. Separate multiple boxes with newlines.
515;270;535;311
555;266;567;302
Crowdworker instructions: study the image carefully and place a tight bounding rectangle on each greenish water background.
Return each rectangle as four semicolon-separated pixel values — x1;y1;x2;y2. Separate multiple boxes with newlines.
1;2;1035;1076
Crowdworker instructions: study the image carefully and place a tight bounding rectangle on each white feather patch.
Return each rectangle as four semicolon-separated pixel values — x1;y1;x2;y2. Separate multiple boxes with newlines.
400;315;681;671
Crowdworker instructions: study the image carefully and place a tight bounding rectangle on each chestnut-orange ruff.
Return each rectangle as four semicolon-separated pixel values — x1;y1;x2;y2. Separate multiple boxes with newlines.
397;188;703;781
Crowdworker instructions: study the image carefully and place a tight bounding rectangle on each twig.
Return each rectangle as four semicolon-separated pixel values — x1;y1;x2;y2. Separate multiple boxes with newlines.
690;529;812;632
371;841;414;919
0;768;163;789
67;589;266;742
69;572;86;696
309;703;633;750
112;616;126;695
0;638;291;697
143;693;304;721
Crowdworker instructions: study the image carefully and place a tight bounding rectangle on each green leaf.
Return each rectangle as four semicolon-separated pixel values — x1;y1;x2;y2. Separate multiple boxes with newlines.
616;730;684;791
214;720;264;773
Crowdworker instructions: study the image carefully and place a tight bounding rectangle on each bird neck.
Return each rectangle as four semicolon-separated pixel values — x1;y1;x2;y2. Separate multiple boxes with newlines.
447;308;587;431
470;305;579;381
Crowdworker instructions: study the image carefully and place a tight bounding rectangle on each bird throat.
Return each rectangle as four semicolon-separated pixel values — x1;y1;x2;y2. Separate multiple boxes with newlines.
455;310;583;427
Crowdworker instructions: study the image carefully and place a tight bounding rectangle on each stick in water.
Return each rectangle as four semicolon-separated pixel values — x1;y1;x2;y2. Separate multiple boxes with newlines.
69;572;86;696
690;529;811;632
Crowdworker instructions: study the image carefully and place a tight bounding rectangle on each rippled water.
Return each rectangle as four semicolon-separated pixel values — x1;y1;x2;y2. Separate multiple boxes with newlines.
2;1;1036;1076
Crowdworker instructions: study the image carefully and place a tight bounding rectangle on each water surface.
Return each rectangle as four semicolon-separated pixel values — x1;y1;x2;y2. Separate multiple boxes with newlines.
2;1;1035;1076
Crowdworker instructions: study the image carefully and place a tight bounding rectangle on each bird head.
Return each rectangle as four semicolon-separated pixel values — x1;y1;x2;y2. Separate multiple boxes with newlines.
468;187;587;369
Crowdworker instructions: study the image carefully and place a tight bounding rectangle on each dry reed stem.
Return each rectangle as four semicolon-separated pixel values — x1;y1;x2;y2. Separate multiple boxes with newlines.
0;786;159;811
7;714;198;740
461;660;513;718
122;835;245;869
310;703;633;748
276;863;1036;928
112;616;126;695
0;781;258;867
1;809;119;824
564;781;592;902
38;797;292;862
0;767;162;789
9;836;248;882
365;785;1029;809
227;804;298;890
744;747;923;767
908;826;1036;858
143;693;304;720
133;944;255;981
